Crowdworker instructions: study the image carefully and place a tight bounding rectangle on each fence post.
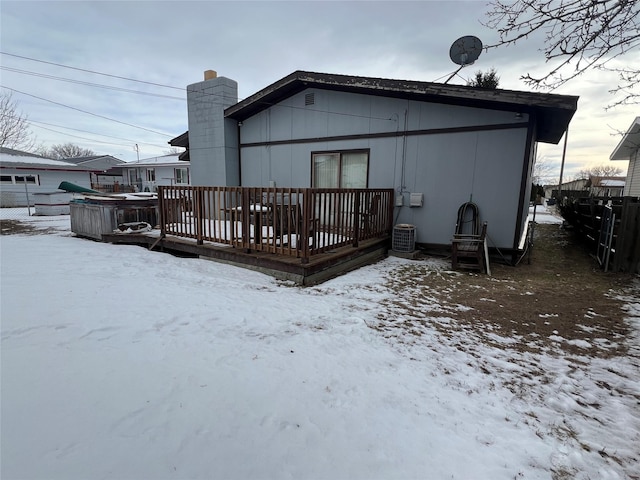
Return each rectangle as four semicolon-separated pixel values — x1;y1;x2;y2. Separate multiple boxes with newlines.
614;197;640;273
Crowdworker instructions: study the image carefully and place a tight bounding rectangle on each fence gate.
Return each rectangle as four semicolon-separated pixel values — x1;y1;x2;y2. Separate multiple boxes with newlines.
596;204;616;272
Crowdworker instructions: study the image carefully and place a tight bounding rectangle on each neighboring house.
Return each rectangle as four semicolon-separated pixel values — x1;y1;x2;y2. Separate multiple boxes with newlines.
559;179;589;192
0;147;98;207
585;176;626;197
540;175;625;202
121;154;190;192
61;155;126;191
610;116;640;197
171;70;577;254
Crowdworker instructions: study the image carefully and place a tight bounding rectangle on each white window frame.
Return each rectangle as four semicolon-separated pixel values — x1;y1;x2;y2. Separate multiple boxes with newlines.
128;169;138;185
311;149;369;188
174;167;189;185
1;174;40;185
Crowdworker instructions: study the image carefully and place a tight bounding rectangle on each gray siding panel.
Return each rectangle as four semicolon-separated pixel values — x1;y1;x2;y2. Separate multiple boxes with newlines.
626;149;640;197
240;127;527;249
238;89;532;249
241;89;528;145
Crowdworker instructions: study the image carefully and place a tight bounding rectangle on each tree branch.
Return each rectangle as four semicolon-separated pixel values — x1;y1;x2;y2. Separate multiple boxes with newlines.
483;0;639;107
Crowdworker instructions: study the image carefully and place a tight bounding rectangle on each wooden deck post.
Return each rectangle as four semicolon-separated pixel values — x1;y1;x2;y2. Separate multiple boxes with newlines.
241;187;251;252
196;187;204;245
158;186;166;238
301;189;312;263
352;191;361;248
386;190;394;234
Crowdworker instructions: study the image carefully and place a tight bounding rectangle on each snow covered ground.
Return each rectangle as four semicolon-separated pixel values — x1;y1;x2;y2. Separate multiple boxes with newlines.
1;206;639;480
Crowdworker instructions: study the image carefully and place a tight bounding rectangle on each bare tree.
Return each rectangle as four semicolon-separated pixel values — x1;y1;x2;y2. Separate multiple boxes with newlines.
573;164;624;180
484;0;640;107
38;143;95;159
532;155;558;185
467;68;500;89
164;146;184;155
0;90;37;151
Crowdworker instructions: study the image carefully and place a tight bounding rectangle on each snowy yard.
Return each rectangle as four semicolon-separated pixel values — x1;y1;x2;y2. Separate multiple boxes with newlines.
1;207;639;480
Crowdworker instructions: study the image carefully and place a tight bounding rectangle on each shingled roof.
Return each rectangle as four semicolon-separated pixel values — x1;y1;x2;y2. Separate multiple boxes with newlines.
0;147;98;171
224;70;578;144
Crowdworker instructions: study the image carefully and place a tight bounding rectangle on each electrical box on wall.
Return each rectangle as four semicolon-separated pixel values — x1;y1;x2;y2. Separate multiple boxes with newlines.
395;194;404;207
410;193;423;207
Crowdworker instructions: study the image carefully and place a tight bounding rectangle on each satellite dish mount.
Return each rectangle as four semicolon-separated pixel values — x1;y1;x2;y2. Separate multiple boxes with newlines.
445;35;483;84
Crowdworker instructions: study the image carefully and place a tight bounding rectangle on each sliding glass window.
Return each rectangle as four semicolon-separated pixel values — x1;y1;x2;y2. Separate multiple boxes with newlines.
312;150;368;188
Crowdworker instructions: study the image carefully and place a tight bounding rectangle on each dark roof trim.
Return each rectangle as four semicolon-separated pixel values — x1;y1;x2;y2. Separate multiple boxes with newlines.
224;71;578;144
241;121;527;149
62;155;125;165
169;131;189;147
169;131;190;161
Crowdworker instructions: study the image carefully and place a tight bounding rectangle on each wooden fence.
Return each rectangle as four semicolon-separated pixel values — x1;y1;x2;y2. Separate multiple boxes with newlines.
560;196;640;273
612;197;640;273
157;186;394;263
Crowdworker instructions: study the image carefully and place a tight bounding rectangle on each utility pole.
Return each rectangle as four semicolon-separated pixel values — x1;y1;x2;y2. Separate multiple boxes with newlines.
557;129;569;206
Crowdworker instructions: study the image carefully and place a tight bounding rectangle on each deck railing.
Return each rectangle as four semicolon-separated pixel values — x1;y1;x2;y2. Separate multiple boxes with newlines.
91;183;135;193
157;186;394;262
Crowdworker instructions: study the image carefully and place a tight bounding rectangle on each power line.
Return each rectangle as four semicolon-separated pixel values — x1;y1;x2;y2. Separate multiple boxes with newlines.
0;66;186;101
0;51;400;131
32;124;139;147
26;118;151;144
4;111;176;149
0;51;184;91
29;119;171;147
26;119;172;149
2;51;396;122
1;51;255;113
2;85;174;137
1;51;230;107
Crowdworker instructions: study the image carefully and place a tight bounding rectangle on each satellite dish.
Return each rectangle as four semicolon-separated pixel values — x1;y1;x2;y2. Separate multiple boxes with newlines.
449;35;483;66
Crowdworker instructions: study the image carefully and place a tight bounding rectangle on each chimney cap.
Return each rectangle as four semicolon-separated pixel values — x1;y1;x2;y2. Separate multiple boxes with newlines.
204;70;217;80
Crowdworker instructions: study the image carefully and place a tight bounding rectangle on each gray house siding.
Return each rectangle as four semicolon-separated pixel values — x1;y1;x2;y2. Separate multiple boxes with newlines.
238;89;532;249
610;117;640;197
625;149;640;197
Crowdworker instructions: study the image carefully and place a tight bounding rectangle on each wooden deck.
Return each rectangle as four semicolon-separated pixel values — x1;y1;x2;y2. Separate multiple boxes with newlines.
97;186;395;284
102;231;390;285
157;186;394;263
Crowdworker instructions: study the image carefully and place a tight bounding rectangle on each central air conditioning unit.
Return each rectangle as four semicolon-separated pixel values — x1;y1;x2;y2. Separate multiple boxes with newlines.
392;224;416;253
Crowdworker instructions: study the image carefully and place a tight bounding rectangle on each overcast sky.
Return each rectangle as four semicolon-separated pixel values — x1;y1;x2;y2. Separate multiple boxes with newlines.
1;1;637;182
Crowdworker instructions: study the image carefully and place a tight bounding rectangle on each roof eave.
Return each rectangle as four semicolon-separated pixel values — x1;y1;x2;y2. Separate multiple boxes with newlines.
610;117;640;160
0;164;98;172
169;131;189;147
224;71;578;144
